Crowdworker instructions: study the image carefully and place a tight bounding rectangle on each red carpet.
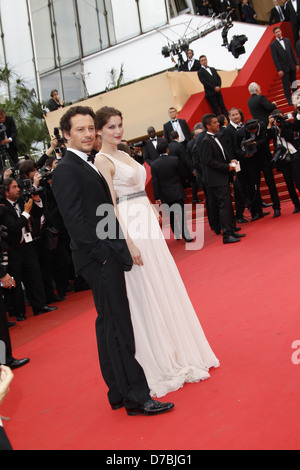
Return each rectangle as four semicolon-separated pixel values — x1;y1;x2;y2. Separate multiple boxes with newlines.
2;201;300;450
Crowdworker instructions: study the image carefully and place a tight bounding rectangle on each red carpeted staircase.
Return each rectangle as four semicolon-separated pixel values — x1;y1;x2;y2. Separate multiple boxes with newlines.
174;22;300;220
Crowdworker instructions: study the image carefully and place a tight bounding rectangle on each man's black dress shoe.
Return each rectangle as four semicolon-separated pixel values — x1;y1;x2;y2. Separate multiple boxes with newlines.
126;398;174;416
262;201;272;207
6;357;30;370
251;211;270;222
273;209;281;218
232;232;246;238
34;305;58;316
223;236;241;244
110;401;124;410
293;205;300;214
237;217;248;223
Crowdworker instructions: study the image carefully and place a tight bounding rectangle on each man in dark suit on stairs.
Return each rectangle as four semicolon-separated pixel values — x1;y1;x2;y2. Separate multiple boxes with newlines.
197;55;228;118
269;0;287;25
270;26;299;105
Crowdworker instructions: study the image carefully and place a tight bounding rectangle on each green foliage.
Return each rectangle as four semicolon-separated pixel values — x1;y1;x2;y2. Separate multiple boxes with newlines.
0;70;49;157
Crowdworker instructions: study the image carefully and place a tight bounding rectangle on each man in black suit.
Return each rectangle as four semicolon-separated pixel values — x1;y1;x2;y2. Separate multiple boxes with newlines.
235;119;280;220
151;139;193;242
248;82;277;125
214;0;237;19
269;0;286;25
222;107;249;223
201;114;245;244
197;55;228;118
0;109;18;167
285;0;300;43
143;126;163;166
178;49;201;72
270;26;299;105
163;107;193;145
52;106;174;417
0;178;57;321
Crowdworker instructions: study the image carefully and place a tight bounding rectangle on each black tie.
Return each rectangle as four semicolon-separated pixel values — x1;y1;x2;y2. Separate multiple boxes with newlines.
87;154;95;164
172;120;177;123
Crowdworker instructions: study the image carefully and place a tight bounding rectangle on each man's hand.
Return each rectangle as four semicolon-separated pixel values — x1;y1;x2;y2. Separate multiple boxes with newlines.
24;198;33;214
0;273;15;289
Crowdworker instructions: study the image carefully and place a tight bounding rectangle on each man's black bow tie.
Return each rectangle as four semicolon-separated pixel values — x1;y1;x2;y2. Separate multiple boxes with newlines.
87;154;95;164
151;137;157;141
172;120;177;122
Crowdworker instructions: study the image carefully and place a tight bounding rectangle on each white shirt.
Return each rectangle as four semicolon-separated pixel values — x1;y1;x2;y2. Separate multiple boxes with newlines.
202;65;212;75
291;0;297;12
277;37;286;50
170;120;185;143
67;147;99;173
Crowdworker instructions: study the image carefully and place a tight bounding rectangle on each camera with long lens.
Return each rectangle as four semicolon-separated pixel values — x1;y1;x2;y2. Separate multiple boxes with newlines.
274;115;288;126
21;178;44;202
271;145;290;164
241;135;257;156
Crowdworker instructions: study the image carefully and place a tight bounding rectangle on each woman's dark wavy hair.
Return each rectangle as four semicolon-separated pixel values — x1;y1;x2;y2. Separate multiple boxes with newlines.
95;106;123;130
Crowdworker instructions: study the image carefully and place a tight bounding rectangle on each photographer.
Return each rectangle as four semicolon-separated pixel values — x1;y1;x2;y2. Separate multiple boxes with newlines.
18;159;64;304
0;109;18;168
0;214;30;369
235;119;281;221
0;177;57;320
267;109;300;214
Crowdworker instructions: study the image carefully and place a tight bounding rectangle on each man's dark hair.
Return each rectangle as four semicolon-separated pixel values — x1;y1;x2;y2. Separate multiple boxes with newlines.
273;26;280;33
60;106;96;134
156;138;169;155
202;113;217;129
2;177;14;196
170;130;179;140
19;159;37;179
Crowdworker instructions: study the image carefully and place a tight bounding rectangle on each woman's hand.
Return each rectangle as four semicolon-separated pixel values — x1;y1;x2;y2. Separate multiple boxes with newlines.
128;243;143;266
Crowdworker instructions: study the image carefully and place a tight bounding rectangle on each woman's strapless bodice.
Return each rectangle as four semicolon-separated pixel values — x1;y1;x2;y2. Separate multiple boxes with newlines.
98;152;146;199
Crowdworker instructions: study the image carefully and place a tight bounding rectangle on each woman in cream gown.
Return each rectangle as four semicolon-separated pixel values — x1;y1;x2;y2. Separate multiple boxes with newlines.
94;107;219;398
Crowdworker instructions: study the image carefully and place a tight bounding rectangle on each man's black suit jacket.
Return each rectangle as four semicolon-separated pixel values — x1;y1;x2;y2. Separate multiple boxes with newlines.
51;150;132;273
163;119;193;143
179;59;201;72
285;0;300;25
151;155;186;203
269;6;286;25
143;137;164;166
0;197;43;247
270;37;299;73
3;115;18;162
201;133;231;188
197;66;222;97
248;93;277;125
